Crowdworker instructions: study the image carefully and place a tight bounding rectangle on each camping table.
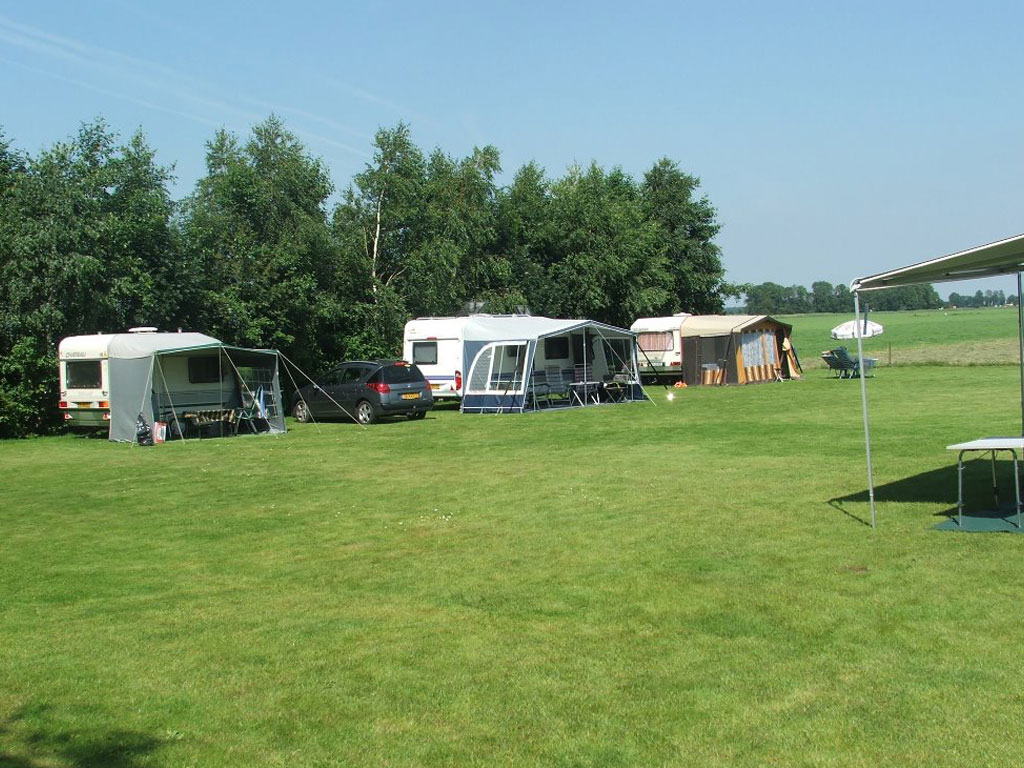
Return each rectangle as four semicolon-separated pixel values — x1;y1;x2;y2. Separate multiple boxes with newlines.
569;380;602;406
946;437;1024;527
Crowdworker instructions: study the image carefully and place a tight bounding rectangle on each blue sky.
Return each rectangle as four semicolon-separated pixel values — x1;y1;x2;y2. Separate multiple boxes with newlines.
2;1;1022;298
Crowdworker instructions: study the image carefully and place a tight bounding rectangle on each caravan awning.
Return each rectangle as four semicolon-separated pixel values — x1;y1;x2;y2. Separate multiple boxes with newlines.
848;232;1024;530
851;232;1024;291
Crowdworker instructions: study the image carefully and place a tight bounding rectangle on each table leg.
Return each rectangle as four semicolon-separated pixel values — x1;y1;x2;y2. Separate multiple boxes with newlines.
957;451;966;526
991;451;1000;509
1014;450;1022;529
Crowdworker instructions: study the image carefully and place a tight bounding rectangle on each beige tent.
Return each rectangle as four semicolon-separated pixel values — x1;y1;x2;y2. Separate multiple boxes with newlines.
679;315;801;386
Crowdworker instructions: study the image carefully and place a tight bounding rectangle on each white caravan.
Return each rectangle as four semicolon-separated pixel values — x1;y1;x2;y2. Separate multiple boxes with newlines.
629;313;691;379
403;315;531;399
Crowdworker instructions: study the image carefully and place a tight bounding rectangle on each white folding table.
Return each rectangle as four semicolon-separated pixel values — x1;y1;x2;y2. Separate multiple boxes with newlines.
946;437;1024;528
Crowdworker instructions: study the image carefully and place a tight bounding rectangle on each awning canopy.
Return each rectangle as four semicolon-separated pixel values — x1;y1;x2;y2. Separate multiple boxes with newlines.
848;232;1024;530
851;232;1024;291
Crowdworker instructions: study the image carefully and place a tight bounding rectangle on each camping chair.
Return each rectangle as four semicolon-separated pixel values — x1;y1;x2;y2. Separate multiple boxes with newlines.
529;369;549;409
544;366;570;406
829;347;876;379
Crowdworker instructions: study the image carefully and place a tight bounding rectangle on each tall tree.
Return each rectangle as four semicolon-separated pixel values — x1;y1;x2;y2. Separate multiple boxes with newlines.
642;158;726;314
179;116;340;370
332;123;426;358
0;122;179;437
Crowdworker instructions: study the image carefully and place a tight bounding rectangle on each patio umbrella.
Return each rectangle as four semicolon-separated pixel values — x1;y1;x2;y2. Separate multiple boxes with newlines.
831;319;884;339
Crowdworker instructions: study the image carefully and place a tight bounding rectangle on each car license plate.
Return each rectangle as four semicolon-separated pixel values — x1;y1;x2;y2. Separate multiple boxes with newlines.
76;402;92;408
401;393;418;400
430;383;440;390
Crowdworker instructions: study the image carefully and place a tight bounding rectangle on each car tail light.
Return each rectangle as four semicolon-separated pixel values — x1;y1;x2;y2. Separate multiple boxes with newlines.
99;400;110;408
367;381;391;394
455;370;462;391
59;400;68;409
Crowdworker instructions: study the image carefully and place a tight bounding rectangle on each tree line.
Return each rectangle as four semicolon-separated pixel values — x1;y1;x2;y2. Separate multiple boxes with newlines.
0;117;728;437
742;280;943;314
947;290;1017;308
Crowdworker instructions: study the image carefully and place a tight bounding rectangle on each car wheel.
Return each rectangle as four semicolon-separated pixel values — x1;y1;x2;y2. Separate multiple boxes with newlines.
407;411;426;420
355;400;377;425
293;400;311;423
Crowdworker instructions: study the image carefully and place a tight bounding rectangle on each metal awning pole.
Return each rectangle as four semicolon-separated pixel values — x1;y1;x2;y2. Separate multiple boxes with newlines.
1018;272;1024;437
855;291;877;528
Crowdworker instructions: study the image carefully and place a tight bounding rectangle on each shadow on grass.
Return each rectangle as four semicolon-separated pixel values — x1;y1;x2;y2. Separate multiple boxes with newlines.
828;464;974;526
0;705;163;768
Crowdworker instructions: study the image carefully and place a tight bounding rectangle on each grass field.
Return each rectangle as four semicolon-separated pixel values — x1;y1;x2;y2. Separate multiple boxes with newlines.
784;307;1020;367
4;314;1024;766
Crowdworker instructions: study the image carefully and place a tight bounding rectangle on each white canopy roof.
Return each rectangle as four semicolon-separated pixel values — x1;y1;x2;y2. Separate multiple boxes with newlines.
59;332;222;359
459;315;634;342
851;232;1024;291
630;314;692;333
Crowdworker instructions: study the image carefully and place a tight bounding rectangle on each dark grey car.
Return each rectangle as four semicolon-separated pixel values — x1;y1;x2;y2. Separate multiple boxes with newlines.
292;360;433;425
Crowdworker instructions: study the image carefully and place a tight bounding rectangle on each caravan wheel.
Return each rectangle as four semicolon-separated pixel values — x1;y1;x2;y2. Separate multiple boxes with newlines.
293;400;311;423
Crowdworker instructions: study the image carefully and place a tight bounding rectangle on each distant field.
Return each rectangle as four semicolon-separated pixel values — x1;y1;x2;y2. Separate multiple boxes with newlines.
4;368;1024;766
782;307;1020;367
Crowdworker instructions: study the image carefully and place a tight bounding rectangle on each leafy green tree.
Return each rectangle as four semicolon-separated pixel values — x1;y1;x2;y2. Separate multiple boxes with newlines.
332;123;426;358
540;163;671;326
641;158;725;314
0;121;179;437
179;116;341;371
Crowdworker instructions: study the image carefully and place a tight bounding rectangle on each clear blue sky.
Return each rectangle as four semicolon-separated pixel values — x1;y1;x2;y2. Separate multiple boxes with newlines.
2;1;1022;299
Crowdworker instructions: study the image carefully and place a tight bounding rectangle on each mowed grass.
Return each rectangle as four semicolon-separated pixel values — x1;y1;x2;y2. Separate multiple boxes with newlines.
783;307;1021;367
4;362;1024;765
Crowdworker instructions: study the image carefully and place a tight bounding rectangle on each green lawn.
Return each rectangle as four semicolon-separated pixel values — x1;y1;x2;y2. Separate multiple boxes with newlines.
783;307;1020;367
3;363;1024;766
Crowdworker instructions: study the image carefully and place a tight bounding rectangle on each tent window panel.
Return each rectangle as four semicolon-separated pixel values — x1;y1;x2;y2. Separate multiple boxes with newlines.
188;356;225;384
66;360;102;388
638;332;673;352
491;344;526;391
764;331;778;364
602;338;631;371
468;348;494;393
467;343;528;394
740;333;766;367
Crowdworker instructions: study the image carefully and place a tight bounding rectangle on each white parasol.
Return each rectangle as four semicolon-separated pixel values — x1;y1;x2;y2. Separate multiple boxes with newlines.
831;319;884;339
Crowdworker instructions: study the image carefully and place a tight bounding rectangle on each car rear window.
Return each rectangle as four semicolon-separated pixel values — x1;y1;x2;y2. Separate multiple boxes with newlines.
382;364;425;384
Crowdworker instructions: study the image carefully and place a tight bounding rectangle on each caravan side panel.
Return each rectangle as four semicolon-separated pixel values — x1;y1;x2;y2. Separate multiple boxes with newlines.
404;319;467;399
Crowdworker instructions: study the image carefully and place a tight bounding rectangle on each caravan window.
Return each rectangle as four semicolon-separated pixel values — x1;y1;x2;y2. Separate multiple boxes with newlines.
411;342;437;365
638;332;673;352
188;356;224;384
66;360;102;389
544;336;569;359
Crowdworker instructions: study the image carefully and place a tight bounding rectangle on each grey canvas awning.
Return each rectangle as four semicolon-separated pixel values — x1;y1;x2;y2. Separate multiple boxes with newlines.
851;232;1024;291
849;233;1024;529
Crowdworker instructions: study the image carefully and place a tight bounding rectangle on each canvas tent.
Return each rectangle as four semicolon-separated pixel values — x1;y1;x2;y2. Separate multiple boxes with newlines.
850;232;1024;527
60;331;285;442
458;316;645;413
676;315;801;386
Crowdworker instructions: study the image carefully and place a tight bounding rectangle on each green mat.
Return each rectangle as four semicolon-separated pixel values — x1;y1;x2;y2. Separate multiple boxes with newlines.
934;504;1024;533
